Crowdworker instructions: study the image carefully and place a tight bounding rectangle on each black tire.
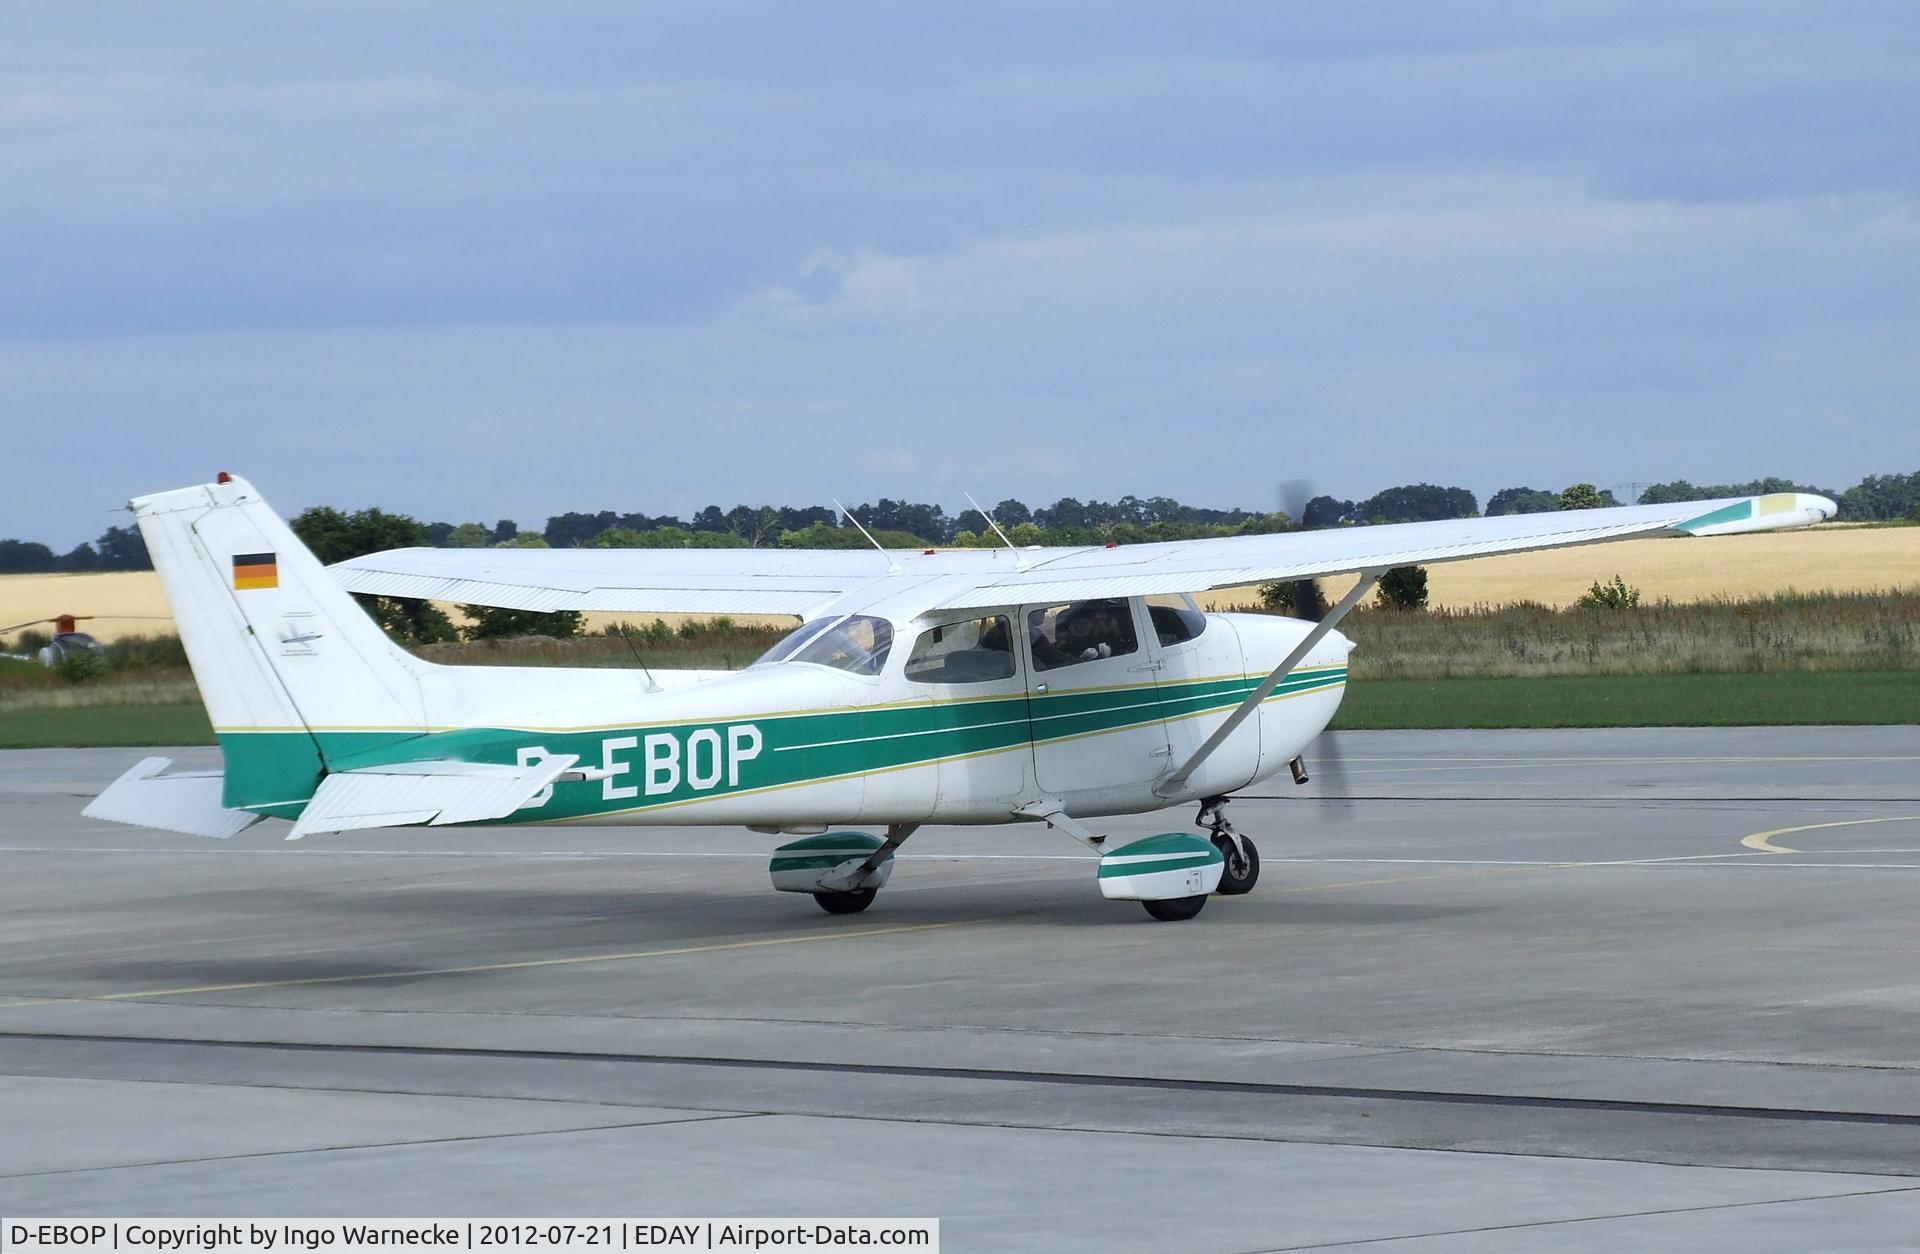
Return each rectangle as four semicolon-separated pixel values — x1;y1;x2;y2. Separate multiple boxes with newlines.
1142;894;1208;922
1212;834;1259;895
813;888;877;915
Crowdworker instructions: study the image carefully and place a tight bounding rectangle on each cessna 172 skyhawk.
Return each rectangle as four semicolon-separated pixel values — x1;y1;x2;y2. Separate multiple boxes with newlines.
87;475;1836;920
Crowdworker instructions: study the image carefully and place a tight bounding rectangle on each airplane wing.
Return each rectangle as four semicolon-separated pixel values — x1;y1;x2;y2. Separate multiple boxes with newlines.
329;546;907;618
328;492;1835;616
929;492;1837;609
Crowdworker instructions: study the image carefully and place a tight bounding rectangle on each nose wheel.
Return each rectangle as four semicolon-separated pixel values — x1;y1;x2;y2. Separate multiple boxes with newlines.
1199;798;1260;895
813;888;878;914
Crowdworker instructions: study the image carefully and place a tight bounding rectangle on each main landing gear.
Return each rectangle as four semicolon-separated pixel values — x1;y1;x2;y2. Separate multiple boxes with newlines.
767;824;918;915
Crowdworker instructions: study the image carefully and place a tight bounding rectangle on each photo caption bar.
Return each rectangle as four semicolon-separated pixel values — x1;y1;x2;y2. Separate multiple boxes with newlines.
2;1221;938;1254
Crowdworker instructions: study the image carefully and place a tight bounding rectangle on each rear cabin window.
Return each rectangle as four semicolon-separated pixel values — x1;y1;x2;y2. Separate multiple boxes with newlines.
1027;599;1139;672
906;616;1015;684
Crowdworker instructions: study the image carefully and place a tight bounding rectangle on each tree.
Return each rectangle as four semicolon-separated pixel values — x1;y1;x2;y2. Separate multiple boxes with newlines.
94;524;149;571
497;533;548;548
850;498;945;543
1301;496;1352;529
992;499;1032;527
460;605;583;641
1558;483;1606;510
1638;477;1835;507
1376;566;1429;611
489;519;519;545
291;505;430;563
1354;484;1478;523
289;506;448;645
543;510;619;548
0;539;55;573
59;542;98;572
1485;487;1560;516
445;522;491;548
587;526;749;549
369;599;460;645
1841;472;1920;521
779;521;926;549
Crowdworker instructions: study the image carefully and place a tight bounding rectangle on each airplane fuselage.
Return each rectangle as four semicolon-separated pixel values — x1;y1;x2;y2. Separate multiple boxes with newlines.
218;604;1348;829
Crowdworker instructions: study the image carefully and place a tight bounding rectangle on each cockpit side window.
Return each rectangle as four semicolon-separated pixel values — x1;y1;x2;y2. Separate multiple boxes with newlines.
906;615;1015;684
1146;594;1208;647
789;614;894;676
1027;598;1139;672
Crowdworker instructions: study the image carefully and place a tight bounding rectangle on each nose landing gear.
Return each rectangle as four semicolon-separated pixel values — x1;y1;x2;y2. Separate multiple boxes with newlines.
1198;797;1259;895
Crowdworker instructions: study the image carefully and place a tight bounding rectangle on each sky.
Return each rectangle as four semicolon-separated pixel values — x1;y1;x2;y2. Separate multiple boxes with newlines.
4;1;1917;547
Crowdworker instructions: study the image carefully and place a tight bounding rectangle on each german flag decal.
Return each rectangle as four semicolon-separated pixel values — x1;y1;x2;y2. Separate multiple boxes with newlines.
232;552;279;590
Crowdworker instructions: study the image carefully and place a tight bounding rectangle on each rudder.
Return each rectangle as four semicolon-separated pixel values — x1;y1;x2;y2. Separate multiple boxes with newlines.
132;474;430;811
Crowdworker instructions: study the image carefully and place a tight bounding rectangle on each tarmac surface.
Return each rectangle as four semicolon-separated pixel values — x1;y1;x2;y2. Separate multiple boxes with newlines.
2;727;1918;1251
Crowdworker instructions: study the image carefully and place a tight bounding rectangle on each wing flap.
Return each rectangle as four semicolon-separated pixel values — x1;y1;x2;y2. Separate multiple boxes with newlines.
330;547;888;618
287;754;579;840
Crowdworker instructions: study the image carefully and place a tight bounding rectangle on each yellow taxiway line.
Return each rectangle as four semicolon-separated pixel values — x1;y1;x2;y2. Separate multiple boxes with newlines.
1740;816;1920;855
0;920;974;1012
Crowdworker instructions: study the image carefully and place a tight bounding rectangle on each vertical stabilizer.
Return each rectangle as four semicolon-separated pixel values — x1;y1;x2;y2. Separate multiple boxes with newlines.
131;475;430;809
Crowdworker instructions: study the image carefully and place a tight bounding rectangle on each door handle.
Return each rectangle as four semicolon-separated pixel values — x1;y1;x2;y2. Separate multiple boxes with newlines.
1033;683;1048;693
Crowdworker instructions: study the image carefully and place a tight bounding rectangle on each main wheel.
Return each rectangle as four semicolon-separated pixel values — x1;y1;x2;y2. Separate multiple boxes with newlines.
1142;894;1208;921
813;888;877;915
1212;834;1259;895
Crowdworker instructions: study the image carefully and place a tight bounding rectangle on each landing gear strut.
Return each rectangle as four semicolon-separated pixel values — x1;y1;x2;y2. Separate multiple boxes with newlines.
1198;797;1259;895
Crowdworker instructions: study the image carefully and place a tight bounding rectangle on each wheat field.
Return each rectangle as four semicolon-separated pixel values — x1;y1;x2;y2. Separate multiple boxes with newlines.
3;525;1916;643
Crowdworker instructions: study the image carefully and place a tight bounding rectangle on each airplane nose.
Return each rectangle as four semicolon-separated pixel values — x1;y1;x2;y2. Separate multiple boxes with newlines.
1808;494;1839;522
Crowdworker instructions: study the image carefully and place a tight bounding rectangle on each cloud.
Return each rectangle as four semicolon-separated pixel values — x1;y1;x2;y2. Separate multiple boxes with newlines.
2;3;1917;542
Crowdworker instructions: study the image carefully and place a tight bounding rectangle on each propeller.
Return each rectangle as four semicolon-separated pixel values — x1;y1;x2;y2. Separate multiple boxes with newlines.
1276;479;1350;816
1;614;169;644
1;615;96;634
1276;479;1326;622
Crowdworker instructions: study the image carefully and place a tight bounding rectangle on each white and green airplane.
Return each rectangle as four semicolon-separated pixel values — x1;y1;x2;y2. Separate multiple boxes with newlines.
87;475;1835;921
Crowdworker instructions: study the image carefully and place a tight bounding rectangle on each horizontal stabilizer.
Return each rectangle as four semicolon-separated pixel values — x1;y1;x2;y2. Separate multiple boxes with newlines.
84;756;263;839
286;755;579;840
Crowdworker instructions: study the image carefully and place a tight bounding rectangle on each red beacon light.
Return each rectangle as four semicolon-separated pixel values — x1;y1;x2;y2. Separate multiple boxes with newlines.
216;471;232;484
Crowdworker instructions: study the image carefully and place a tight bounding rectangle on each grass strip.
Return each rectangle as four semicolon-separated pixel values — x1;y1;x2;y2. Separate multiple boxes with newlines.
3;671;1915;748
1334;670;1920;729
0;703;214;748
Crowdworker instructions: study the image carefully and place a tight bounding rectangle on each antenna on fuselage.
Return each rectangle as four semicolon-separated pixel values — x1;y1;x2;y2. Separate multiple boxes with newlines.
614;621;664;693
964;491;1030;572
833;499;903;575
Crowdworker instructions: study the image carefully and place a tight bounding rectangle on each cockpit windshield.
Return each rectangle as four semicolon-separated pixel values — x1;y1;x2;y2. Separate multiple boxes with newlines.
753;616;839;666
754;614;894;676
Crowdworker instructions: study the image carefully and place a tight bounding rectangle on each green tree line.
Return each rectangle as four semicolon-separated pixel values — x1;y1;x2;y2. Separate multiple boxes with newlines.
6;473;1918;575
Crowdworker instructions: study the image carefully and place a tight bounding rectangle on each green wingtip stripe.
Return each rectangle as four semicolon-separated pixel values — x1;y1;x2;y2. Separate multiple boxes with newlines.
1675;500;1754;534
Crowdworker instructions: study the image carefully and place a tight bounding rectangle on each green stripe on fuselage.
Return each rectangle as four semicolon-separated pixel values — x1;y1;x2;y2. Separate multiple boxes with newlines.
217;667;1347;821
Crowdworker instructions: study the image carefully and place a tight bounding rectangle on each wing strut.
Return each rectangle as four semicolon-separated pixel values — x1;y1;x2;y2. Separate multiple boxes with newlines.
1157;572;1380;796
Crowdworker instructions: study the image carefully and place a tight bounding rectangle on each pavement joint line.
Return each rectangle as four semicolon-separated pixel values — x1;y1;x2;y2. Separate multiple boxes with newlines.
1242;1182;1920;1253
0;1110;766;1182
1740;815;1920;855
8;1029;1920;1128
0;920;977;1011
